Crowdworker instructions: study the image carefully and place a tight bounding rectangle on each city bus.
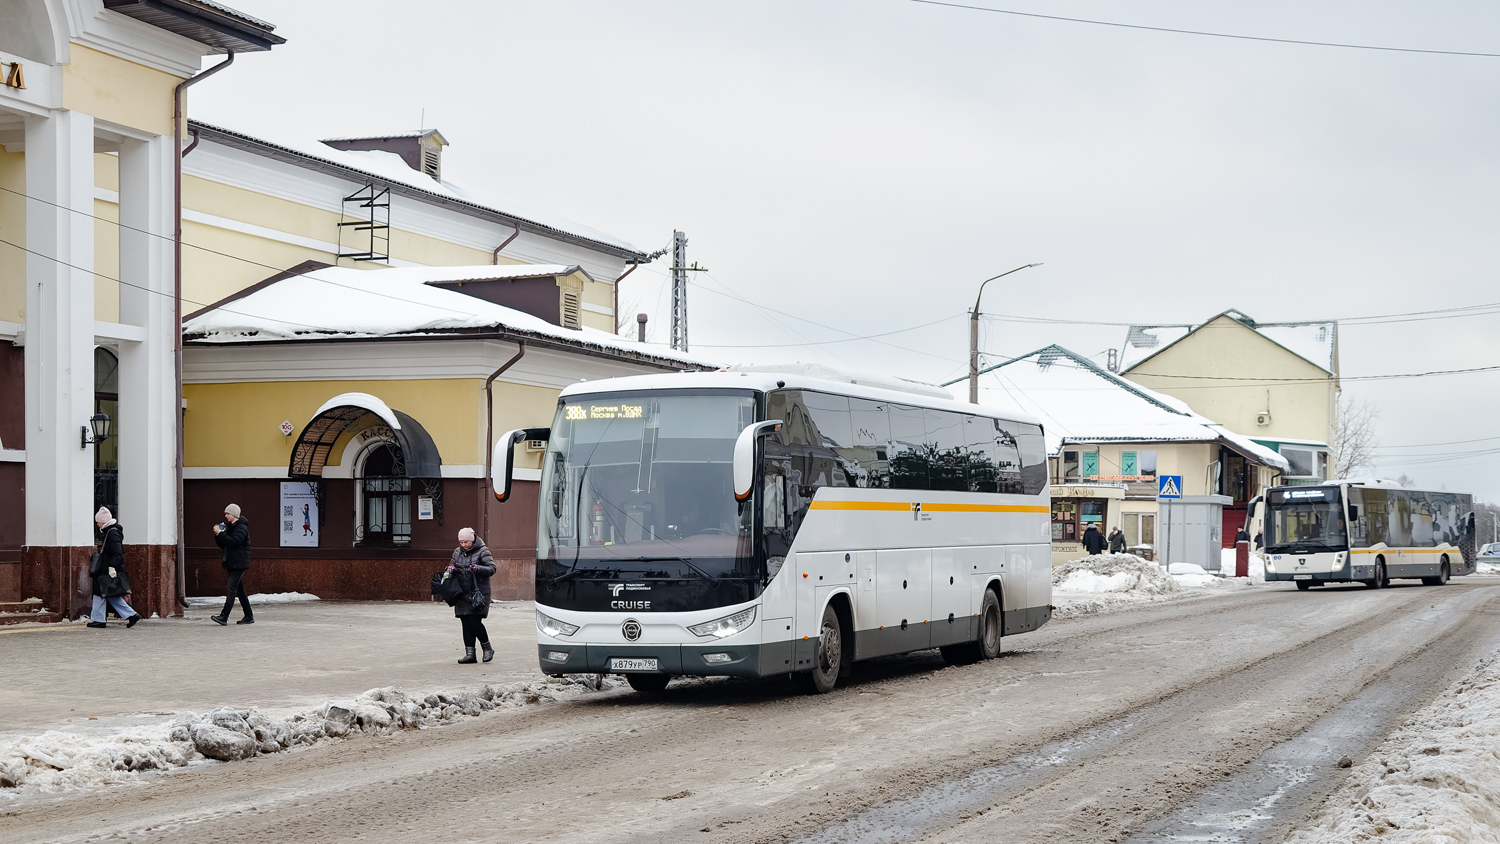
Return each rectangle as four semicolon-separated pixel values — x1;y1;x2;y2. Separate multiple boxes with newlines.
1260;480;1475;590
492;369;1053;694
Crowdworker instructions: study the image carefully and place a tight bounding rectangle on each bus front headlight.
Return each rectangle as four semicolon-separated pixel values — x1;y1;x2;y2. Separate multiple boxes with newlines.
1333;553;1346;571
688;606;757;639
537;610;579;638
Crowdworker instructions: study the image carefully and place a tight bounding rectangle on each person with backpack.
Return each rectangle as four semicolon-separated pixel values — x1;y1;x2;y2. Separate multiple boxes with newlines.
447;527;496;664
211;503;254;626
88;507;140;628
1082;523;1108;556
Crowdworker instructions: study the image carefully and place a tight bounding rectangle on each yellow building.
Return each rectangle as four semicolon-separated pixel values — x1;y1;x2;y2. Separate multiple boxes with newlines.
1118;310;1338;484
1;0;285;620
957;346;1287;565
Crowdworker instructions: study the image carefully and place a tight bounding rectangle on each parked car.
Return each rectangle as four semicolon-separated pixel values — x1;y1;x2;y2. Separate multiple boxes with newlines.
1478;541;1500;571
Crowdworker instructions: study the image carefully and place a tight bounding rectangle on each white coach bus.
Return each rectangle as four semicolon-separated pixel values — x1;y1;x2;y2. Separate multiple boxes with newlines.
492;370;1053;694
1260;480;1476;590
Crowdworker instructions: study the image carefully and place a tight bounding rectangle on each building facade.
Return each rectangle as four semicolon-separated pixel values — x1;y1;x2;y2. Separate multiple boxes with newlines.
956;345;1286;564
0;0;284;621
1117;310;1338;485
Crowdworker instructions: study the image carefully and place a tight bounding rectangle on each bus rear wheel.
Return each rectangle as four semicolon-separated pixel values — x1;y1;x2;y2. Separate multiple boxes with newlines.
794;603;843;695
941;588;1003;665
1423;559;1450;586
625;673;671;693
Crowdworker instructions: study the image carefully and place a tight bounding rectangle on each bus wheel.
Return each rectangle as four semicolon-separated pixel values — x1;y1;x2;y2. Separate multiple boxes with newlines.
1366;559;1389;589
794;603;843;695
1296;581;1313;591
1423;559;1450;586
625;673;671;693
943;589;1004;666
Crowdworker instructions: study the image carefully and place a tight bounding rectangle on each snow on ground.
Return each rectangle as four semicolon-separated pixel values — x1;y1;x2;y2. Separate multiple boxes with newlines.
1478;561;1500;576
1284;649;1500;844
0;675;623;796
1052;553;1263;619
184;592;321;607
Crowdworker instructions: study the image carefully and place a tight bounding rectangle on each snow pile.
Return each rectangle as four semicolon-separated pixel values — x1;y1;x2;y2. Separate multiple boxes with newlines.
1285;651;1500;843
185;592;320;607
1052;554;1257;618
0;676;621;795
1477;561;1500;576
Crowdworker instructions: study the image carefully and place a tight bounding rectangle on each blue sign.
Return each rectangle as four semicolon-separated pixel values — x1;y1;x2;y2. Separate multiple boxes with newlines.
1158;475;1183;500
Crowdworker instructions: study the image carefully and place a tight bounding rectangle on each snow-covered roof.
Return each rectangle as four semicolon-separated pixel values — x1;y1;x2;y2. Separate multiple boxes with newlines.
188;121;644;259
320;130;440;143
1120;310;1337;375
950;345;1289;470
181;264;715;369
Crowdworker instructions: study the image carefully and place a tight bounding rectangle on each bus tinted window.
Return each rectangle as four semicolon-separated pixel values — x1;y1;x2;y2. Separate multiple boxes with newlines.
1017;423;1048;496
888;404;930;491
926;409;968;491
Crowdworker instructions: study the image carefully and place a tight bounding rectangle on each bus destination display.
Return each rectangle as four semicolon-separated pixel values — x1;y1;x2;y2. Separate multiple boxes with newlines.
565;403;644;421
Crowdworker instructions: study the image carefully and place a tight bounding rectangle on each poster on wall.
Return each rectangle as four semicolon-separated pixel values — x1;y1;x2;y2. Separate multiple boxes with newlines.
280;482;319;547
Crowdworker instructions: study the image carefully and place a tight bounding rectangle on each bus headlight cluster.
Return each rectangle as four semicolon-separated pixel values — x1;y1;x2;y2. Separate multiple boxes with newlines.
537;610;579;638
688;606;757;639
1333;553;1346;571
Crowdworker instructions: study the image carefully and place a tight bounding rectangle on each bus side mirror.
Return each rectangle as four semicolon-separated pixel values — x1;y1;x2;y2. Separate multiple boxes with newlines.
492;427;551;502
1349;504;1359;522
734;420;783;501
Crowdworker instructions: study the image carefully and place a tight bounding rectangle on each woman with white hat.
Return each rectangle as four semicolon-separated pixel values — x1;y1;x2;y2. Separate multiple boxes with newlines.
446;527;495;663
89;507;140;628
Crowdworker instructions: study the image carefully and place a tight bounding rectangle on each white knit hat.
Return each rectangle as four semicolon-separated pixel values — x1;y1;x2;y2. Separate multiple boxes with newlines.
457;527;476;541
224;503;241;518
95;506;113;526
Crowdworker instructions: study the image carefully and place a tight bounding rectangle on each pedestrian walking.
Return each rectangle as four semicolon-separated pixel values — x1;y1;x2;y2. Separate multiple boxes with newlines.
88;507;141;629
1234;527;1250;544
1254;530;1264;550
1082;523;1107;555
1108;526;1127;554
448;527;495;664
211;503;254;626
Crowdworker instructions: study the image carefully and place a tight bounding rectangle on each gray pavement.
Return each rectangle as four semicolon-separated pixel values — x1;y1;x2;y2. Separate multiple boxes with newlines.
0;599;541;738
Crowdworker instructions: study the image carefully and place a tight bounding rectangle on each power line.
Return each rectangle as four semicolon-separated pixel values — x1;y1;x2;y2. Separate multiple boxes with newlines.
691;313;961;348
909;0;1500;58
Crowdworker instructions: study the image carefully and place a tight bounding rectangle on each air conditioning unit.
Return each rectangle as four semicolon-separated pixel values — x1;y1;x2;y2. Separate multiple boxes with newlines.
1255;412;1272;427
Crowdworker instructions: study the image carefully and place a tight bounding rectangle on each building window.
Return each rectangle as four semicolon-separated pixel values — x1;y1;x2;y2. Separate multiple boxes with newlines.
1063;451;1079;479
1051;499;1079;541
94;347;119;521
358;443;410;545
1124;512;1155;550
1139;449;1157;477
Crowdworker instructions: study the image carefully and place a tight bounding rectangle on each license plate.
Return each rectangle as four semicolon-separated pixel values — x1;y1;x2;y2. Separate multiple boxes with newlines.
610;658;658;672
1293;575;1312;580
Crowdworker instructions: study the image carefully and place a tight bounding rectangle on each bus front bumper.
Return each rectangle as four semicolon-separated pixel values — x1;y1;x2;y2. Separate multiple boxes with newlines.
1264;565;1374;584
537;643;769;679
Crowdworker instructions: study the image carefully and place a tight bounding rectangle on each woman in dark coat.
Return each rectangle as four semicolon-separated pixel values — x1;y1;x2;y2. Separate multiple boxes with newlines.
89;507;140;628
448;527;496;664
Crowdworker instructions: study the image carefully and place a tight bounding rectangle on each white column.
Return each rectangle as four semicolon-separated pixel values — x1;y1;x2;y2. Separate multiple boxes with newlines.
117;135;177;546
24;109;95;547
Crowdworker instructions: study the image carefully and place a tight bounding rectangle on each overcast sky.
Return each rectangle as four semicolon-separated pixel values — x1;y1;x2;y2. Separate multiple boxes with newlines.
194;0;1500;502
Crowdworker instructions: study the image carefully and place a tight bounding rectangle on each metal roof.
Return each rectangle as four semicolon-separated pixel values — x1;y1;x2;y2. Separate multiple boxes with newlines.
103;0;285;52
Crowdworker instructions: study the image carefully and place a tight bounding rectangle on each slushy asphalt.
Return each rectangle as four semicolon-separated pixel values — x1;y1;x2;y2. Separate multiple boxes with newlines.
0;599;542;738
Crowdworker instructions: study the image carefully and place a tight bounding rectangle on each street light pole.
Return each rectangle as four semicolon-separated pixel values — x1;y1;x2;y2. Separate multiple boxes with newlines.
969;263;1042;403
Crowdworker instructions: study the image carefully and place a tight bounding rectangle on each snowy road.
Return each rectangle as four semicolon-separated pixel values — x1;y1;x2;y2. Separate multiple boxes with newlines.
5;580;1500;844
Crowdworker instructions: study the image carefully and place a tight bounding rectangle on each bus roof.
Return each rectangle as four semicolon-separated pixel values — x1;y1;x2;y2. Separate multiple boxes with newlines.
557;370;1045;426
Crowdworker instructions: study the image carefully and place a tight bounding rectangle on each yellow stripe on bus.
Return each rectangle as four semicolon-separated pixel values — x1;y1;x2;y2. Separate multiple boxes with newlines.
808;501;1049;514
1348;548;1458;555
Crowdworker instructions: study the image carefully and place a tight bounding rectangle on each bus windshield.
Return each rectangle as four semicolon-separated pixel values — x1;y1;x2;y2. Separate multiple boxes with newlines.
1266;487;1347;552
538;390;758;580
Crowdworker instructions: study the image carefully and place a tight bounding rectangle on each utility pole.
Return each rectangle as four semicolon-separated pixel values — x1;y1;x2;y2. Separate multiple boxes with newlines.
670;231;688;352
667;231;706;352
969;263;1042;403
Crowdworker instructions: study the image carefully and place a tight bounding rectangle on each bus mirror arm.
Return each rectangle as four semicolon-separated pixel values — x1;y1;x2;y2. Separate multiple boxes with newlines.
734;420;784;501
492;427;551;502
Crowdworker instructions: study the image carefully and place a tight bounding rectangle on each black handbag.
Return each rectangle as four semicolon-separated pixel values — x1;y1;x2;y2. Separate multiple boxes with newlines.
89;552;104;577
433;571;464;605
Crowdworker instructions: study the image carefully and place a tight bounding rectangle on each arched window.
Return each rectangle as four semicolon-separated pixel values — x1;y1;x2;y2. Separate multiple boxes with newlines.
357;442;411;545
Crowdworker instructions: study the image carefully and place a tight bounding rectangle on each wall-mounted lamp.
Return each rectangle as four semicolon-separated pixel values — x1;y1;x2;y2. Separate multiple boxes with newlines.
82;412;112;449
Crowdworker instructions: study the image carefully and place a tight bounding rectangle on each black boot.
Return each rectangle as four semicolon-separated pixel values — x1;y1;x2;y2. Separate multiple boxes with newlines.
458;647;477;664
481;641;494;663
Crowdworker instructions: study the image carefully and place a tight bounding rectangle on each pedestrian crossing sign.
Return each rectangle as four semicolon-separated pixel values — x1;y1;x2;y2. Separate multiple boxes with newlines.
1158;475;1183;500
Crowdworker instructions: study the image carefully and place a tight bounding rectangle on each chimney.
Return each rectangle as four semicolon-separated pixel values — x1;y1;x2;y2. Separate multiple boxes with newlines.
637;313;648;343
321;129;449;181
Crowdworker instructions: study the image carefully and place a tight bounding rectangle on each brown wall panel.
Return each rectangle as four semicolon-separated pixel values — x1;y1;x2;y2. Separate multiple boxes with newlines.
0;462;23;563
0;344;23;450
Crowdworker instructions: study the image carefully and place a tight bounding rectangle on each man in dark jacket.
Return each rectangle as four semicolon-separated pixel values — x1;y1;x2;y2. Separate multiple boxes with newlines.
211;503;253;626
1082;524;1108;555
89;507;141;628
1108;526;1127;554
